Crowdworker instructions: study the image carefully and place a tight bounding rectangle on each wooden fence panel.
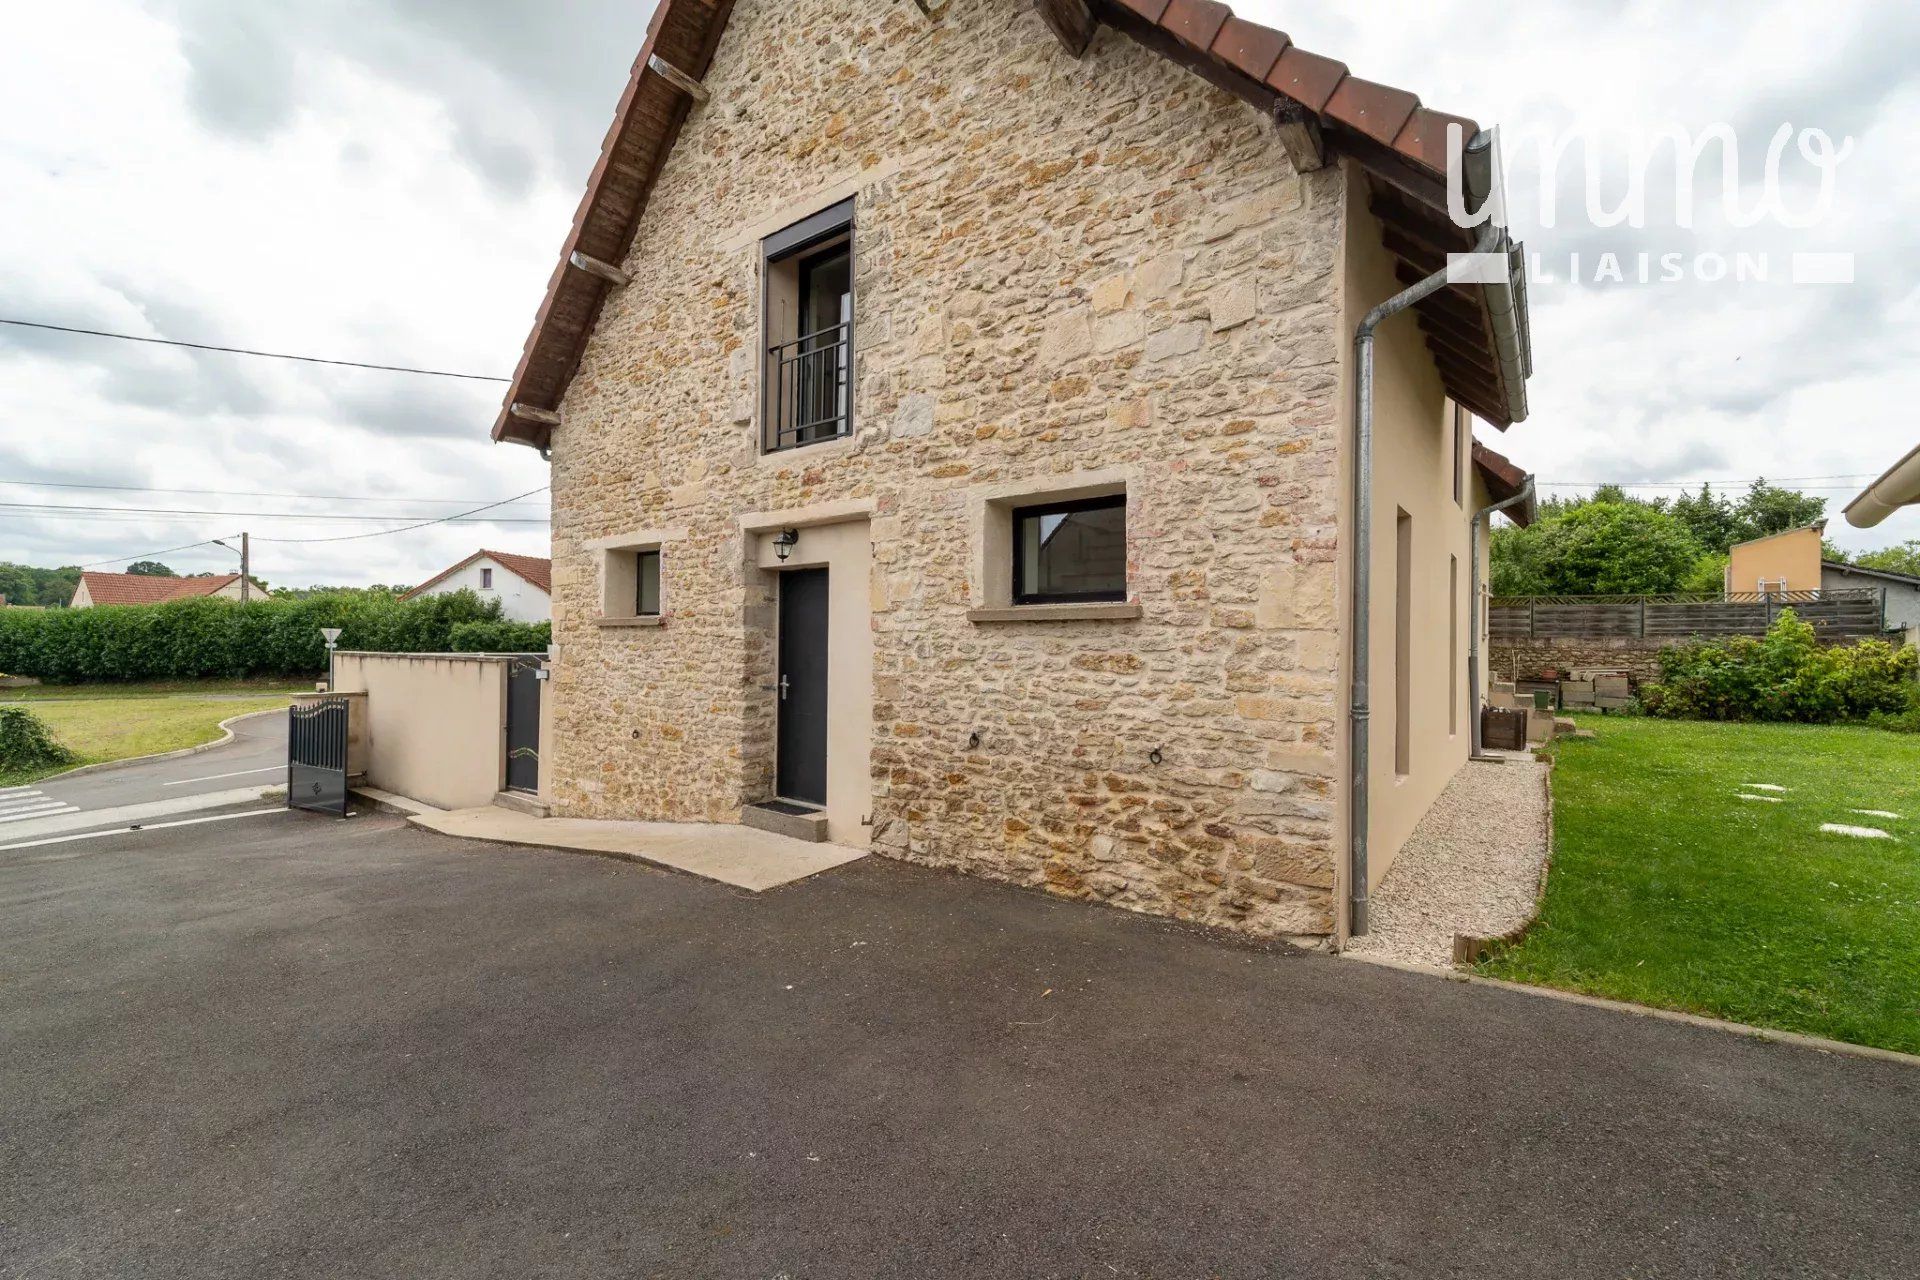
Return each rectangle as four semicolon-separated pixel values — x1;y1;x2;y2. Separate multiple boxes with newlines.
1488;590;1883;642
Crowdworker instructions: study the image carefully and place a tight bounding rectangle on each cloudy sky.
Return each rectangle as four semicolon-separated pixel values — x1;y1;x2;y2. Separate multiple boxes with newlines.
3;0;1916;588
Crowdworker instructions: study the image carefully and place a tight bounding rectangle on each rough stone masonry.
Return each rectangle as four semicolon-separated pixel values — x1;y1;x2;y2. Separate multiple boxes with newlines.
545;0;1350;937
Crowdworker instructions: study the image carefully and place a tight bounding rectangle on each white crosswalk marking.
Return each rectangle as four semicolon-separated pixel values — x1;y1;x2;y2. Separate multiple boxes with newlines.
0;803;79;823
0;792;70;817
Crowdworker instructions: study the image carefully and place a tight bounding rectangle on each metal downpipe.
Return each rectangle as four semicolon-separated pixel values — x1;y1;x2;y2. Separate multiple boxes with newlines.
1347;209;1502;939
1466;478;1536;759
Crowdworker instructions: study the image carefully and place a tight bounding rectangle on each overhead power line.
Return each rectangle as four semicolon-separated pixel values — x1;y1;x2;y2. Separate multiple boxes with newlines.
79;537;233;571
66;487;549;568
0;317;509;383
254;487;550;545
0;477;547;506
0;499;545;525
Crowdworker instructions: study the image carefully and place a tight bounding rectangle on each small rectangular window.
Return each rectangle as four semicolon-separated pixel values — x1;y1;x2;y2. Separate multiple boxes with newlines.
1012;495;1126;604
635;550;661;617
1451;404;1466;506
1395;509;1413;778
1448;554;1459;736
480;567;493;589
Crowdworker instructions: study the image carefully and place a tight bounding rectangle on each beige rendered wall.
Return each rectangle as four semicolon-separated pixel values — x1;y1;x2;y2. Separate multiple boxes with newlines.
544;0;1348;938
1727;526;1822;593
1335;167;1481;922
331;653;509;811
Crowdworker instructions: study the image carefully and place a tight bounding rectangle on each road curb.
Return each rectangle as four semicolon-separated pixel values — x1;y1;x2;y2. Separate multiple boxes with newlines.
37;707;286;783
1340;951;1920;1069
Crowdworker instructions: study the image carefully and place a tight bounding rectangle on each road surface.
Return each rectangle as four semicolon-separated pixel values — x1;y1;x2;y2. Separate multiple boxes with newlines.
0;710;286;842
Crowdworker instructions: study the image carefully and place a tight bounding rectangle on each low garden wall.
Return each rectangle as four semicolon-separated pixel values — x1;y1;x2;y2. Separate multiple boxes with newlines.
330;652;549;811
1488;637;1667;683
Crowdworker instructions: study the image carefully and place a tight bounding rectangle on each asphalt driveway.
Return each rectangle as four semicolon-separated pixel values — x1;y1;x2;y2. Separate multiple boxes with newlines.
2;812;1914;1278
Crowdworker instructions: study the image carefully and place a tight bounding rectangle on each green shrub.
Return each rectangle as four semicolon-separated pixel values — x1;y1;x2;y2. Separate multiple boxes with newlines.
0;706;74;773
449;619;552;653
0;589;505;682
1642;610;1919;724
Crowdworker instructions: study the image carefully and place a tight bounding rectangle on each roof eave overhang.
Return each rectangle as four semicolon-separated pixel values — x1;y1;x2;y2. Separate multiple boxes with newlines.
489;0;1532;452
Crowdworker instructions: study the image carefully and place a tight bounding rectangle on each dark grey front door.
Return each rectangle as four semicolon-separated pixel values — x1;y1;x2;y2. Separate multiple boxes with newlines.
776;568;829;806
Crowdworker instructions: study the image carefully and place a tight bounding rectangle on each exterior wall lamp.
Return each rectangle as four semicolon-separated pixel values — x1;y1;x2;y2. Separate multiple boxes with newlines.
773;529;799;562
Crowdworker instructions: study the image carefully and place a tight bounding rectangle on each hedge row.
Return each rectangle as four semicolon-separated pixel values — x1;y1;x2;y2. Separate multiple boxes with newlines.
448;619;552;653
1642;610;1919;724
0;590;507;682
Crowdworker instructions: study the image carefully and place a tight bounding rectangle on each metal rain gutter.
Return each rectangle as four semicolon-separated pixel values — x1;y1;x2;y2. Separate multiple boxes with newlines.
1346;129;1512;939
1466;477;1536;759
1843;442;1920;529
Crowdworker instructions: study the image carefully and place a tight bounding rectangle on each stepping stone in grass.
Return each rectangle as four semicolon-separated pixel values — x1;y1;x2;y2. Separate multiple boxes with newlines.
1744;783;1788;792
1851;809;1902;820
1819;823;1894;840
1737;793;1785;803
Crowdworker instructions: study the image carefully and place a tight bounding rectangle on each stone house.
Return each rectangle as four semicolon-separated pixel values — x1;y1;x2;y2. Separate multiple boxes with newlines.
490;0;1537;943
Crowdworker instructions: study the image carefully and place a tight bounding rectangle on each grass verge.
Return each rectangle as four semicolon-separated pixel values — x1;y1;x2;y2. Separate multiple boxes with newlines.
1;678;310;702
0;696;290;788
1482;716;1920;1055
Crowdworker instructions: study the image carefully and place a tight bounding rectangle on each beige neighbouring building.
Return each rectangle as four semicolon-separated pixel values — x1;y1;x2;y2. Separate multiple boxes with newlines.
1724;522;1825;595
488;0;1537;943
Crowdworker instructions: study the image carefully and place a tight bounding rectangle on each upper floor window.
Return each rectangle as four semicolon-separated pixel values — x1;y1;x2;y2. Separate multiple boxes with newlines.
480;567;494;589
762;200;853;453
1012;495;1127;604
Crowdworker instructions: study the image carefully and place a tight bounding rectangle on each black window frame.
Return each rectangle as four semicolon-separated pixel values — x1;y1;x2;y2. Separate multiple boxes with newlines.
762;199;855;455
635;549;661;617
1011;494;1128;606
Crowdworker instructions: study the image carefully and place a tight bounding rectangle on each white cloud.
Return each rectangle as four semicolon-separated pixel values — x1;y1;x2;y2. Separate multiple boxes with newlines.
3;0;1916;588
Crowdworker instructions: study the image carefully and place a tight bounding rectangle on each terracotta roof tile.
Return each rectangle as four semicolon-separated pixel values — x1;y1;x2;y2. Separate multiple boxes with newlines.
1472;441;1535;526
77;572;257;606
1210;17;1289;81
1160;0;1231;52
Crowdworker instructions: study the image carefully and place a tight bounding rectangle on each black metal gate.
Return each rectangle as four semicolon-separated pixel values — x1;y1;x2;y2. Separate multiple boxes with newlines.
505;657;542;794
288;698;349;816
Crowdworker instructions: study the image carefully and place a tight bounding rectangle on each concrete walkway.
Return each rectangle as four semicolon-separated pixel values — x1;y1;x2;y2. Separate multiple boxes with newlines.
408;805;866;890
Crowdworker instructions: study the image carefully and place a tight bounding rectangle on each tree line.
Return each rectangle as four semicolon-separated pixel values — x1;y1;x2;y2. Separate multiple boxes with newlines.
1491;478;1920;597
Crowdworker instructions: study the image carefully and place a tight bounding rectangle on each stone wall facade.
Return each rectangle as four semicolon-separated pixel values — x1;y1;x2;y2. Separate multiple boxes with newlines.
545;0;1350;937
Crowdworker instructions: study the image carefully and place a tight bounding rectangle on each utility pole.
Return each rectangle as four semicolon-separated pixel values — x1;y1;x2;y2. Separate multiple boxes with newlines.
240;532;250;603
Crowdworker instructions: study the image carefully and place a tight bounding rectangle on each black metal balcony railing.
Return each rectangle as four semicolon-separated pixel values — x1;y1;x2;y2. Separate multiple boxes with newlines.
765;322;850;452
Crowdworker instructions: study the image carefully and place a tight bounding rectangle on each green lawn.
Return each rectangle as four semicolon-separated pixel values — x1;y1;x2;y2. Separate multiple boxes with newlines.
1483;717;1920;1054
0;695;292;787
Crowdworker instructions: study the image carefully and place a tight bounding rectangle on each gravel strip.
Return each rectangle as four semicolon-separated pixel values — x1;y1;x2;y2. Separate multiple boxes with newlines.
1346;754;1551;967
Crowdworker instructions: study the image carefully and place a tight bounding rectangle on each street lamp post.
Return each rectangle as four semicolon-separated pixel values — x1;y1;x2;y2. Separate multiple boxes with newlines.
320;627;342;692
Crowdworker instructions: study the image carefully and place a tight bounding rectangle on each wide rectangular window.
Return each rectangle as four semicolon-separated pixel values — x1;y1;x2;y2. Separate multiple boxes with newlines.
1012;495;1126;604
763;200;853;453
635;550;661;617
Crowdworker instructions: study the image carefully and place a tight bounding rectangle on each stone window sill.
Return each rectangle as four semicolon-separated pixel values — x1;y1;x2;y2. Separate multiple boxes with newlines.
966;603;1144;624
594;615;665;628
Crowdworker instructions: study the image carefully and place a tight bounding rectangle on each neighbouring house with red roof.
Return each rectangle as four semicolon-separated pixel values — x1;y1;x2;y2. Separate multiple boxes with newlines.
402;550;552;623
70;572;270;609
486;0;1538;943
